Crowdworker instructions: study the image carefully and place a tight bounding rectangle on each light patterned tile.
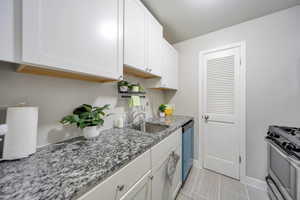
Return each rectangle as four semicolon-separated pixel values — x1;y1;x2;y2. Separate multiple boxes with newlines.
191;169;220;200
220;191;249;200
176;192;206;200
247;186;269;200
179;168;260;200
220;175;248;200
181;167;204;194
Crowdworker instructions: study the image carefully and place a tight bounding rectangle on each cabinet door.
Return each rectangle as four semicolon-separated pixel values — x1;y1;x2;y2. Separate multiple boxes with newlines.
0;0;21;62
152;154;181;200
168;46;179;90
146;12;163;76
119;171;151;200
171;145;182;199
23;0;123;80
160;39;172;88
152;158;172;200
78;172;118;200
124;0;146;71
160;40;178;90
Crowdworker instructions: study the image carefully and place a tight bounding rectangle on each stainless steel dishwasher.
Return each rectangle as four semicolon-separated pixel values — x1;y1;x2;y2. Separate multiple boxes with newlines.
182;120;194;184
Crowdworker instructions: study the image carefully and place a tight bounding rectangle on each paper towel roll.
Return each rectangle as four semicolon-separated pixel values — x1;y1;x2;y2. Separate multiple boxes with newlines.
3;106;38;160
0;124;7;135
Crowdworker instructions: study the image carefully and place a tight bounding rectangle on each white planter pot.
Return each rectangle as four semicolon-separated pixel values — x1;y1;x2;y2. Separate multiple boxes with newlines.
83;126;100;139
119;86;128;92
159;112;165;118
131;86;139;92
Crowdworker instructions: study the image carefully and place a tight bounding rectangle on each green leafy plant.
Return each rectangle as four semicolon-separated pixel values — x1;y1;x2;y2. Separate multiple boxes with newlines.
159;104;167;113
118;80;129;87
60;104;110;129
137;83;145;92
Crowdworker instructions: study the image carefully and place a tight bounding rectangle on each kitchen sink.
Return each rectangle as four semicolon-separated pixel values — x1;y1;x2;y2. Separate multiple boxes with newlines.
129;122;169;133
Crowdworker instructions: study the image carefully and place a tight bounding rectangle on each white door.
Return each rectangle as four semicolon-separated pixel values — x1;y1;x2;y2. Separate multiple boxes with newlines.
22;0;123;80
201;45;243;179
124;0;146;71
119;171;151;200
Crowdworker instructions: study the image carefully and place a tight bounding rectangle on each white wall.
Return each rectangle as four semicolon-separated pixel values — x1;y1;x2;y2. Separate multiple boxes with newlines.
169;6;300;181
0;62;166;147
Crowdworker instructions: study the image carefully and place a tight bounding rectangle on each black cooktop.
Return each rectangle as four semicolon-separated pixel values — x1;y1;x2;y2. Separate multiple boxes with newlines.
267;125;300;160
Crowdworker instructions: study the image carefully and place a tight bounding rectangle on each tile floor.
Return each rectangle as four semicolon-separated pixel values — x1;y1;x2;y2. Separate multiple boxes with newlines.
177;168;269;200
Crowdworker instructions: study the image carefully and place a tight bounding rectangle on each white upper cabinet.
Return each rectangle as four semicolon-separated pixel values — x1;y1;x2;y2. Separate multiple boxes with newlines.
124;0;162;78
0;0;21;63
124;0;146;71
22;0;123;80
164;40;178;90
146;39;178;90
146;11;163;77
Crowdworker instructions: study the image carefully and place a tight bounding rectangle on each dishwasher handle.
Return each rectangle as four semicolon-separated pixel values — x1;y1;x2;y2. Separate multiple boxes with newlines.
182;120;194;133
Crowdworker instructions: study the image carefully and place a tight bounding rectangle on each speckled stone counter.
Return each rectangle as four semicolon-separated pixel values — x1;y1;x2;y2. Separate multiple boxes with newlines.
0;115;193;200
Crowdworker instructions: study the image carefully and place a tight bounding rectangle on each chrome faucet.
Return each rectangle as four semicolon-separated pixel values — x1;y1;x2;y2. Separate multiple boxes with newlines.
132;111;146;123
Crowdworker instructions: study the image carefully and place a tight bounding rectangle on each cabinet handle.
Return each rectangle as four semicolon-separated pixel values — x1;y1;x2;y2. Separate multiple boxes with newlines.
149;175;154;180
117;185;125;191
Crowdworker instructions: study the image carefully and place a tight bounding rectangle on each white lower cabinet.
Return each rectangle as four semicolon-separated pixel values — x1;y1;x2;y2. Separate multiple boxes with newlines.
119;171;152;200
151;129;182;200
152;146;181;200
79;129;182;200
78;150;151;200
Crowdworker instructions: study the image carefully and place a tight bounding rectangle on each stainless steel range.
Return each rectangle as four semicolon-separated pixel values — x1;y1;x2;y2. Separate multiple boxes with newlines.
266;126;300;200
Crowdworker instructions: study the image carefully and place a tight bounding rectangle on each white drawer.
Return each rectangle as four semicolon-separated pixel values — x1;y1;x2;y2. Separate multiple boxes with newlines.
79;150;151;200
151;128;181;169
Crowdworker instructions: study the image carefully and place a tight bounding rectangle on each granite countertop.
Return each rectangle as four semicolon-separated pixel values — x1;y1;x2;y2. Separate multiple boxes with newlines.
0;115;193;200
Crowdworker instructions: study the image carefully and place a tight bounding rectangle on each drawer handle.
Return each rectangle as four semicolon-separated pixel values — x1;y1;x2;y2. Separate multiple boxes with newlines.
117;185;125;191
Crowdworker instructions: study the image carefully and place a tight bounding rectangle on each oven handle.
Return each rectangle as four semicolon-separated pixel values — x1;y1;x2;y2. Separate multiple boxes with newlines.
266;139;300;169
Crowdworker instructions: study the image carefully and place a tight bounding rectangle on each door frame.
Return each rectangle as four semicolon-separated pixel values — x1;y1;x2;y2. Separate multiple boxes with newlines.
198;41;246;181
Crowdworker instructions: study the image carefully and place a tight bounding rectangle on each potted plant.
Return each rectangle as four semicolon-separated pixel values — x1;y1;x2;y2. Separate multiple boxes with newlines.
138;83;145;93
129;83;140;92
118;80;130;92
158;104;167;118
60;104;110;139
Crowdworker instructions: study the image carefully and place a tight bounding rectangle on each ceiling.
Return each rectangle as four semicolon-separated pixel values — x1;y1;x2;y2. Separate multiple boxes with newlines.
141;0;300;43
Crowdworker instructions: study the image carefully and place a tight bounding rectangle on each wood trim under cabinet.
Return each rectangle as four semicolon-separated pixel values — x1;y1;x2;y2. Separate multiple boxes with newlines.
123;65;160;79
17;65;116;83
149;87;177;91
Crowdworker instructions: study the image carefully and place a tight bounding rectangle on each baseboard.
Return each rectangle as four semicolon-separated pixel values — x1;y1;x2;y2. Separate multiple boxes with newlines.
193;159;203;169
242;176;267;191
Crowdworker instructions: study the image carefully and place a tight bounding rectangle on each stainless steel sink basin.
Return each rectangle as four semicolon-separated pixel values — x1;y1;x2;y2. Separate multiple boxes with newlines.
129;122;169;133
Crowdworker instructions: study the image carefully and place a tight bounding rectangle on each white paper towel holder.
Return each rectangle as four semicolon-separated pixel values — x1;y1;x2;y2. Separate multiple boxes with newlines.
0;105;38;161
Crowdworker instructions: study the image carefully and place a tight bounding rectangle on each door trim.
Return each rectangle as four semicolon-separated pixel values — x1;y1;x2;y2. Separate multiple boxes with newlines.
198;41;246;181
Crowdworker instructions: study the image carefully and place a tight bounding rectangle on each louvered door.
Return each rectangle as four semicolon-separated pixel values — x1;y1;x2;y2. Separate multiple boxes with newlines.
202;46;241;179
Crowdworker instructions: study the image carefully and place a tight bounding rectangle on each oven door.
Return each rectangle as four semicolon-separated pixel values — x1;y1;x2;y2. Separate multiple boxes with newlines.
267;140;300;200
